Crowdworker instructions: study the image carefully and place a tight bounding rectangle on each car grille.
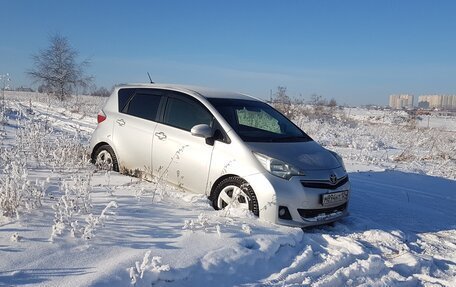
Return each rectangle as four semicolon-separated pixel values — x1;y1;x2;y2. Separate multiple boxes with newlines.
301;176;349;190
297;203;347;219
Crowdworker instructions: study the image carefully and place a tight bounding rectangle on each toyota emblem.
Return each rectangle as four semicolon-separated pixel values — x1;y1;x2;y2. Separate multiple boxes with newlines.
329;174;337;184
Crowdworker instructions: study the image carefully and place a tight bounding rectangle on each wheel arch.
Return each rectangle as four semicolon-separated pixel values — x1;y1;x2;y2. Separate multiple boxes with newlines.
91;142;112;162
209;173;254;199
209;174;260;216
209;173;240;200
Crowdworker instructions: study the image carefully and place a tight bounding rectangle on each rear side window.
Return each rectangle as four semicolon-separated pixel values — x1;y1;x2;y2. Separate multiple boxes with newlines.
163;97;213;131
118;88;136;112
123;93;161;121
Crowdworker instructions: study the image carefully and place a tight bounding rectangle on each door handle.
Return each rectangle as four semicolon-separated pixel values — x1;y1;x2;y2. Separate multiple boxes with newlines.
116;119;125;126
154;131;167;140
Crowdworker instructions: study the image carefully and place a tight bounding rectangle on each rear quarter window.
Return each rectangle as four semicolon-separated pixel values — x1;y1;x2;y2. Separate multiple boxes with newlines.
118;88;136;112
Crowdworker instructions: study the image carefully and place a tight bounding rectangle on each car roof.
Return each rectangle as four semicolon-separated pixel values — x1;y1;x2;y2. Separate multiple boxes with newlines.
116;83;261;101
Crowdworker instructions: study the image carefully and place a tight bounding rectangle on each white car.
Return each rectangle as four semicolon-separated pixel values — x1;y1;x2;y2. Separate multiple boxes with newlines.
90;84;350;227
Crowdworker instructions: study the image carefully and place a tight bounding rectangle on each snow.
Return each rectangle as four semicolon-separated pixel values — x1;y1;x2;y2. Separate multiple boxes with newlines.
0;93;455;286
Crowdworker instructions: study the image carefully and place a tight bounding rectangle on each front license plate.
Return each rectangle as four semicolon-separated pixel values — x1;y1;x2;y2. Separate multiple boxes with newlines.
322;190;348;206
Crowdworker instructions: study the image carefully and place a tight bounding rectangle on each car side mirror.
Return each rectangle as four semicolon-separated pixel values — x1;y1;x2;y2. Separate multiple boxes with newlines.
190;124;213;139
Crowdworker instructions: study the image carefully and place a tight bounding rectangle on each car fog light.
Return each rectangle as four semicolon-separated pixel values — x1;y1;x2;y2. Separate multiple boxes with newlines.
278;206;292;220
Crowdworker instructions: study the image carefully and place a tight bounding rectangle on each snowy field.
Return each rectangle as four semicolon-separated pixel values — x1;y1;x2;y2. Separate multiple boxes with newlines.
0;92;455;286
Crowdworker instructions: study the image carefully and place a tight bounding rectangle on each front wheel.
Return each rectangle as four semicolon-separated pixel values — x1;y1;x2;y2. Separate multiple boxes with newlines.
212;176;259;216
93;144;119;172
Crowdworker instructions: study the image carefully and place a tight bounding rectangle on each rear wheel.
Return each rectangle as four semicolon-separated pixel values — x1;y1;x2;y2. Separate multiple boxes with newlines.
93;145;119;171
212;176;259;216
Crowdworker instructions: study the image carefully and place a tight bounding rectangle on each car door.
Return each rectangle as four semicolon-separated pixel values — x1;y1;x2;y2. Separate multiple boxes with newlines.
112;89;164;176
152;92;214;193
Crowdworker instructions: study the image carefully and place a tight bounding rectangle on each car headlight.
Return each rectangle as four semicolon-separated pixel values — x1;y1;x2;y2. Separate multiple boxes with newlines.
253;152;305;180
329;150;346;171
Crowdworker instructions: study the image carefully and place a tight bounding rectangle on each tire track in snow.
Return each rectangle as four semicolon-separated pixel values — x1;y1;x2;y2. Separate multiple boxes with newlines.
13;101;97;135
252;170;456;286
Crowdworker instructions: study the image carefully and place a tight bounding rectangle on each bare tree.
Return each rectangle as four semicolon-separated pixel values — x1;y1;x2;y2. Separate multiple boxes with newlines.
274;86;290;104
310;94;326;106
28;34;92;101
272;86;291;115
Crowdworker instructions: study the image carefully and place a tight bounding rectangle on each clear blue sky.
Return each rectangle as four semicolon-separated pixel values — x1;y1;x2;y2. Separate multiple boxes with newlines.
1;0;456;105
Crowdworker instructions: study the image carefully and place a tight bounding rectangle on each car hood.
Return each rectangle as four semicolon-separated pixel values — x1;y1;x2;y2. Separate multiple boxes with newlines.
247;140;340;171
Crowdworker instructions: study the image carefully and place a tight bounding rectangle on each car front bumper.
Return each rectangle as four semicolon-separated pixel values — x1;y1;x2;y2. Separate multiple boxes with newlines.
244;167;350;228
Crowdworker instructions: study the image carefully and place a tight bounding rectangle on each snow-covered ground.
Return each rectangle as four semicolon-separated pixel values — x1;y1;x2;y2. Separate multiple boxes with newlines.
0;93;455;286
345;107;456;132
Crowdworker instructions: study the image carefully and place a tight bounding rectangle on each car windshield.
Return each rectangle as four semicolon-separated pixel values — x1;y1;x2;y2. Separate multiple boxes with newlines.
207;98;312;142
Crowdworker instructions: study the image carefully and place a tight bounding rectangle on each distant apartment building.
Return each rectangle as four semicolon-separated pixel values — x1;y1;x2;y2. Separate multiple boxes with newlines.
418;95;456;110
389;94;414;109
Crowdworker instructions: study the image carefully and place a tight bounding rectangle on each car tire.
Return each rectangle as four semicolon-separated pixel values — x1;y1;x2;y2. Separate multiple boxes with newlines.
93;144;119;172
212;176;259;216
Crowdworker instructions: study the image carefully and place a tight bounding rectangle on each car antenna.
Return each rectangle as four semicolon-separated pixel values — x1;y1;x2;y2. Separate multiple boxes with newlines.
147;72;154;84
